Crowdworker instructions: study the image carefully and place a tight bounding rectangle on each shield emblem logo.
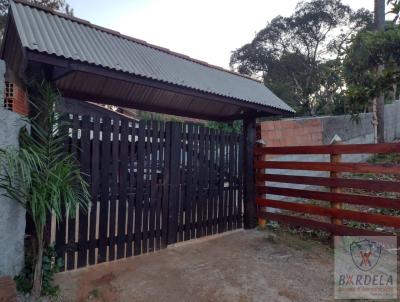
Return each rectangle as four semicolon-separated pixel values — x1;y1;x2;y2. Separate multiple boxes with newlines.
350;239;382;271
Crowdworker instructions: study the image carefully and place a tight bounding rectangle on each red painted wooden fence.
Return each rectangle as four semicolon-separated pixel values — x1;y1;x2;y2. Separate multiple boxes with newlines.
254;142;400;237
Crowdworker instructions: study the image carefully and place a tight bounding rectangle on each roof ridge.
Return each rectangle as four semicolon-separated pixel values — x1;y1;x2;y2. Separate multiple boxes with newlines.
11;0;261;83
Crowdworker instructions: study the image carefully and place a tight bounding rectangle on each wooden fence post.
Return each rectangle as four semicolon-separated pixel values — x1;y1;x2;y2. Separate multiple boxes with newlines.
330;137;343;226
243;117;257;229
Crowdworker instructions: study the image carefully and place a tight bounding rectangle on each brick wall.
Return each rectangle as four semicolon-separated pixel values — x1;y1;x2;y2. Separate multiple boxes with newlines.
0;276;17;301
258;101;400;203
260;118;323;147
4;81;29;117
259;101;400;148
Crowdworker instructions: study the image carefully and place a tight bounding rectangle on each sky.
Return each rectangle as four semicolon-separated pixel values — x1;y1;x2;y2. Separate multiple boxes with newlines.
67;0;389;69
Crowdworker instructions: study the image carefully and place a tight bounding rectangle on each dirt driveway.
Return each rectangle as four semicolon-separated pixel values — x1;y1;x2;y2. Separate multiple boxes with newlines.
55;229;334;302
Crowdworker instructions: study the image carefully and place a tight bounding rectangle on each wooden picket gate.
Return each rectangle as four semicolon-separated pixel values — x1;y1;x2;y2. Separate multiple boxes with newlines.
254;142;400;237
46;114;243;271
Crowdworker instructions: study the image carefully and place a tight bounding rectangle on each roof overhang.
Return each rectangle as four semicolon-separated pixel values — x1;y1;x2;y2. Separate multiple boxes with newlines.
2;0;295;121
24;51;292;121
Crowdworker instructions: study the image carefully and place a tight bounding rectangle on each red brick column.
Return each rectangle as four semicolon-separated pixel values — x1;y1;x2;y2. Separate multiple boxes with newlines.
4;82;29;117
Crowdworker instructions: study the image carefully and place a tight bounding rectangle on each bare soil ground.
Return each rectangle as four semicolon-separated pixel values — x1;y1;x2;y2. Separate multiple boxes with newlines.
54;229;335;302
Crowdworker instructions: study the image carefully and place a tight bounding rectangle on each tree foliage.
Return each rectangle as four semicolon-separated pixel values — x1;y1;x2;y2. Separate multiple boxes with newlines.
343;24;400;115
0;81;89;298
388;0;400;24
0;0;73;38
206;120;242;134
230;0;372;116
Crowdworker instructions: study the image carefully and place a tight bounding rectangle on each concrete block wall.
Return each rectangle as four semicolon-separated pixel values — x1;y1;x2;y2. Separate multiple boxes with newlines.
260;101;400;148
260;118;323;147
0;60;26;277
258;101;400;204
384;101;400;141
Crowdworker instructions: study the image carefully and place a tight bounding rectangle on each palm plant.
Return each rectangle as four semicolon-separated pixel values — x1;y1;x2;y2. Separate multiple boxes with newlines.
0;81;90;298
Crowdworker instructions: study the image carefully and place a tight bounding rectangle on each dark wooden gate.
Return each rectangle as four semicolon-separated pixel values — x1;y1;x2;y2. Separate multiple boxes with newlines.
48;113;243;271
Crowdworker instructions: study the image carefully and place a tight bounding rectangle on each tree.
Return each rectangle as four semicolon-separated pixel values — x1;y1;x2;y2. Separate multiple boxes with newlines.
343;25;400;128
343;0;400;143
374;0;386;143
230;0;372;116
388;0;400;23
0;0;73;38
0;81;89;298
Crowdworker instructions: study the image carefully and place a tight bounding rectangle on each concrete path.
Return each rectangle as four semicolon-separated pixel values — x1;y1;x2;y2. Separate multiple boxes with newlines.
55;229;334;302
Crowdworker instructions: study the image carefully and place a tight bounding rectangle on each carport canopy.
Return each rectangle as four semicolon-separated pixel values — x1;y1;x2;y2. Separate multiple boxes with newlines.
1;0;294;121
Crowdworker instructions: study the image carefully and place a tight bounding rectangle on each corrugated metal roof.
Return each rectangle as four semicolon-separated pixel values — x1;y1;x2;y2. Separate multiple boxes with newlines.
9;0;294;114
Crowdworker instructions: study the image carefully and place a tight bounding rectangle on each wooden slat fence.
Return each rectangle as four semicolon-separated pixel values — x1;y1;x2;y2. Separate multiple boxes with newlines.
254;142;400;237
48;114;243;271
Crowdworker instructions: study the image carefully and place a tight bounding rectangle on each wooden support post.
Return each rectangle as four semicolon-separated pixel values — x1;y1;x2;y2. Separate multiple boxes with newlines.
330;138;343;226
243;117;257;229
255;123;266;227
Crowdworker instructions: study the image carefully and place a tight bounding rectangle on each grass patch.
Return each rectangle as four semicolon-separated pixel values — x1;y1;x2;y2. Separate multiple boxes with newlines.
343;152;400;233
89;288;101;299
264;225;332;251
264;233;279;244
367;152;400;165
261;152;400;244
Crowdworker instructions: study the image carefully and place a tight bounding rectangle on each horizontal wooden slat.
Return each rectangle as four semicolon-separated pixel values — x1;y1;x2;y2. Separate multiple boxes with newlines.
257;186;400;209
259;212;393;236
255;160;400;174
257;198;400;228
257;173;400;193
254;143;400;155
